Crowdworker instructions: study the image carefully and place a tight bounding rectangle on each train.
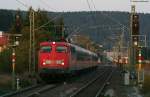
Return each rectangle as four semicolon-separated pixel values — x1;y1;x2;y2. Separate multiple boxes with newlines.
38;41;99;79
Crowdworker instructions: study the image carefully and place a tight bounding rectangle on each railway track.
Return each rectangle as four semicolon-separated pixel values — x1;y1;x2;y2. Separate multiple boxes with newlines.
1;66;114;97
29;66;113;97
69;67;113;97
1;84;58;97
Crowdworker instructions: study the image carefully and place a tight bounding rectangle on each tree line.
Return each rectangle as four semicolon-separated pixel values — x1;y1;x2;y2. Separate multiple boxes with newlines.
0;8;66;73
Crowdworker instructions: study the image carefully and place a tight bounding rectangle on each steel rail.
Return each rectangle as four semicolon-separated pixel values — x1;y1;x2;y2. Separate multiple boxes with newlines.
1;84;57;97
1;84;43;97
95;69;114;97
26;84;58;97
70;68;109;97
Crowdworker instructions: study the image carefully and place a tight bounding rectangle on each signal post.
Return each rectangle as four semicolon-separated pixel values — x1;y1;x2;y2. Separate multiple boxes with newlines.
130;0;148;86
8;34;22;90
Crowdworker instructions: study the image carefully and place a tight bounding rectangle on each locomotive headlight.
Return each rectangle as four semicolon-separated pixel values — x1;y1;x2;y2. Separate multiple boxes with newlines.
56;60;64;65
43;62;46;65
61;62;64;66
52;42;55;44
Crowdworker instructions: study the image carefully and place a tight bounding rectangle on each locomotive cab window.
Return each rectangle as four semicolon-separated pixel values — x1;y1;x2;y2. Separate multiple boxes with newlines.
40;46;52;52
56;46;67;53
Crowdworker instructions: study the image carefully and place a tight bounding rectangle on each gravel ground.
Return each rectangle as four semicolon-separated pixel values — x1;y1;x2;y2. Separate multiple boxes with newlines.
104;67;144;97
105;68;127;97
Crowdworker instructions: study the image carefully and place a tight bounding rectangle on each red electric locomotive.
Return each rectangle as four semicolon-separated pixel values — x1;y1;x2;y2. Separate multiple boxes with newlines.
38;41;98;78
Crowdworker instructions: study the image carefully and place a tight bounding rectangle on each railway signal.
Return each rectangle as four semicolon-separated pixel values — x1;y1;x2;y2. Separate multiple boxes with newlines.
137;48;144;86
8;34;22;90
132;14;139;47
15;11;22;33
12;45;16;90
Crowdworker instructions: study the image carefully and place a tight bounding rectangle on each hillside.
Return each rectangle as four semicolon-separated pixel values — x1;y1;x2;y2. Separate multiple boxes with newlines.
0;9;150;48
0;10;14;31
49;11;150;47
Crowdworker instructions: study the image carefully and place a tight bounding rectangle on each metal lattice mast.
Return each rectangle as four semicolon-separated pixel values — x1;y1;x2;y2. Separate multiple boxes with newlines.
29;8;35;74
29;9;32;74
32;11;35;73
130;0;148;86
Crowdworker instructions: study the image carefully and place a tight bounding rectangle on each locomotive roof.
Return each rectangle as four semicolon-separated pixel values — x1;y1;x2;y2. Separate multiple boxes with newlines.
40;41;69;46
69;43;97;56
40;42;97;56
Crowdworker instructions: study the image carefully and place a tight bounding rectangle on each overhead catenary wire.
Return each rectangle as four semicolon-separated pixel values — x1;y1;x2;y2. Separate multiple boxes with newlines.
37;0;79;37
15;0;75;42
15;0;129;41
15;0;128;31
88;0;129;34
65;0;98;39
68;0;130;39
38;0;83;36
91;0;96;10
15;0;64;31
86;0;93;11
15;0;29;9
90;0;129;46
15;0;60;25
85;0;100;43
34;0;78;40
38;0;58;12
14;0;97;39
84;0;129;50
90;0;129;31
86;0;96;21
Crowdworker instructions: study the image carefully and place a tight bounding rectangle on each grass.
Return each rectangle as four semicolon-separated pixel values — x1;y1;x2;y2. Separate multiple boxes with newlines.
142;74;150;97
0;74;11;89
0;73;34;96
0;74;12;96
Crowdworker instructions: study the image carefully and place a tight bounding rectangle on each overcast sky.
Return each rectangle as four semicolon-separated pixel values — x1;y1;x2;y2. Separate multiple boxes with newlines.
0;0;150;13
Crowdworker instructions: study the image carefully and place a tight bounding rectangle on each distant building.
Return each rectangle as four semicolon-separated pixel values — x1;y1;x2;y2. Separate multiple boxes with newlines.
0;31;9;52
106;51;128;64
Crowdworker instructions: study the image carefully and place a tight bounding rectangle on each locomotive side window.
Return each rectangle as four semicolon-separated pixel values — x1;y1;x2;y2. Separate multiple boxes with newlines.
76;51;87;61
71;46;76;53
56;46;67;53
40;46;52;52
92;55;98;61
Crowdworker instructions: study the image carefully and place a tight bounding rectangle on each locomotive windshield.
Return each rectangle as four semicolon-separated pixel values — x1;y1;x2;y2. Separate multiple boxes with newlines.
56;46;67;53
40;46;52;52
